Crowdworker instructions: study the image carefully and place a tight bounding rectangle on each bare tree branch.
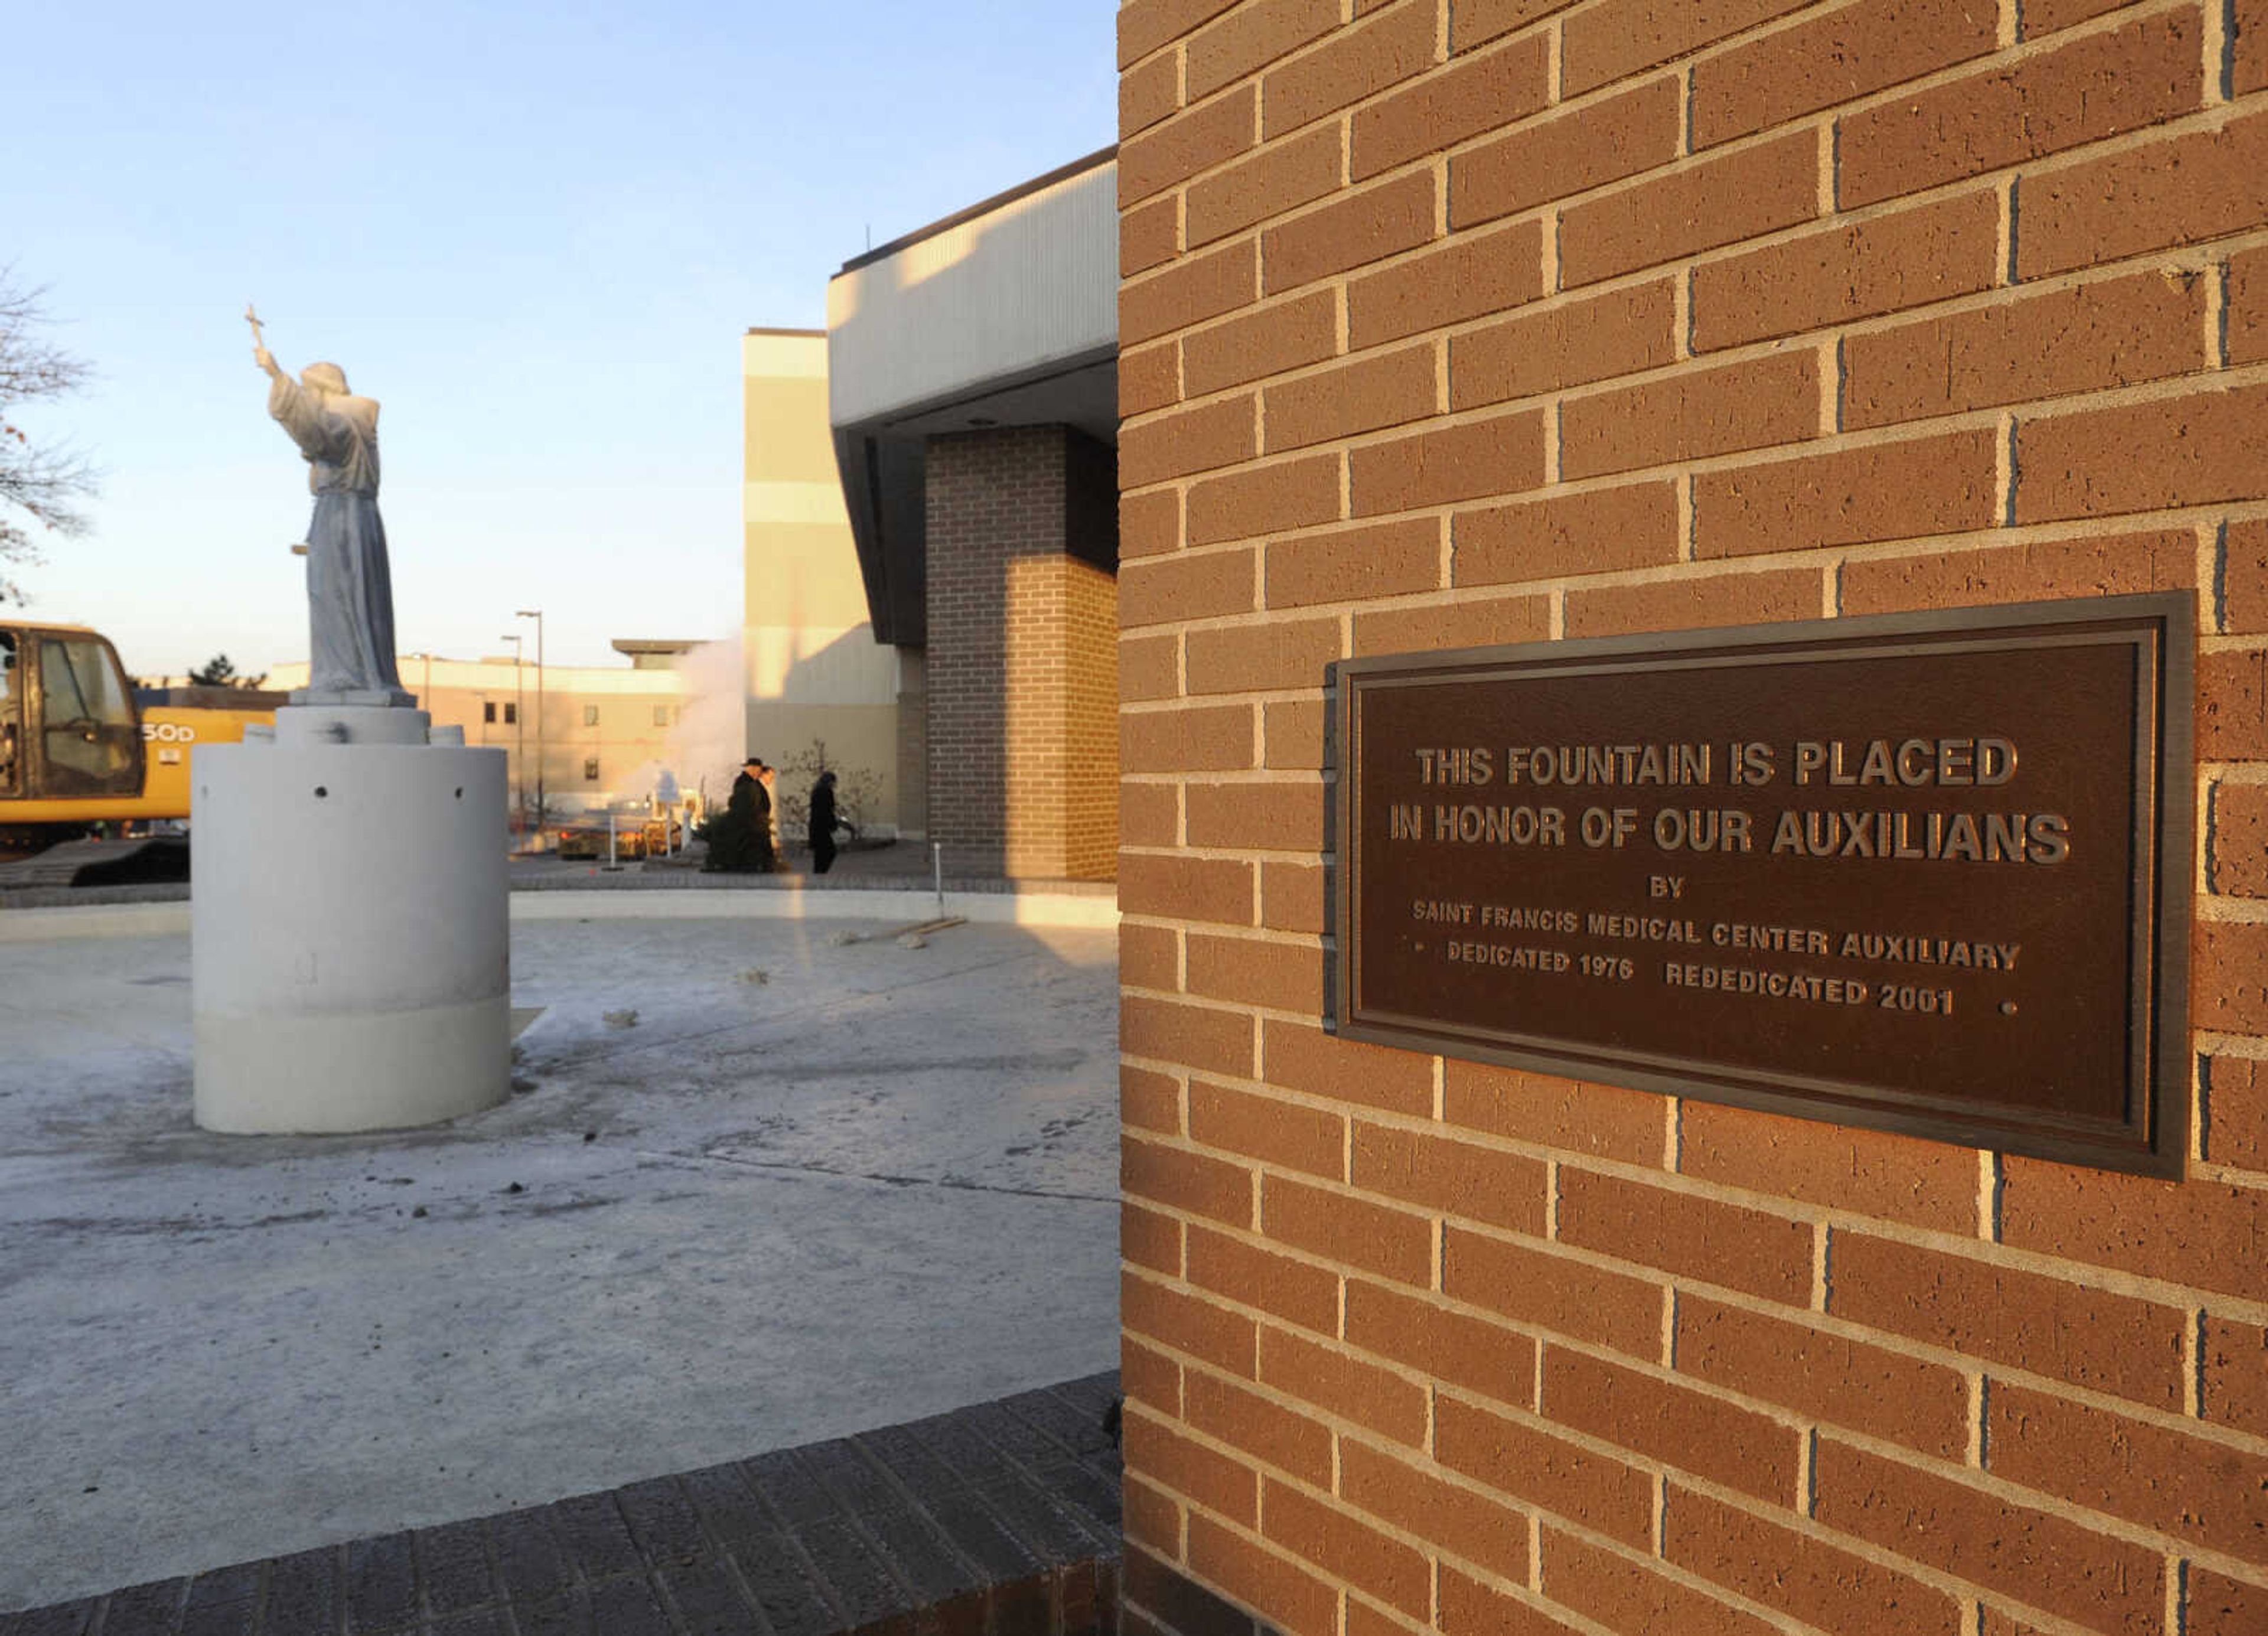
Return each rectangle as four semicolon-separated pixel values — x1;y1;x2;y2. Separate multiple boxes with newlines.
0;269;99;603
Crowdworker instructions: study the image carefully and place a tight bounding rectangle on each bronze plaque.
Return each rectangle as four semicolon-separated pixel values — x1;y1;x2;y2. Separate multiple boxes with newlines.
1330;595;2194;1177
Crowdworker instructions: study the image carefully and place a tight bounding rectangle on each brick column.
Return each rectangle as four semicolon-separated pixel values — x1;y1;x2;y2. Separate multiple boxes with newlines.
925;425;1119;881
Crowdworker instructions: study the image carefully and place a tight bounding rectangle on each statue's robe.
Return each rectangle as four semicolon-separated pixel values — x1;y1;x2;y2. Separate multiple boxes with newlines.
269;376;408;700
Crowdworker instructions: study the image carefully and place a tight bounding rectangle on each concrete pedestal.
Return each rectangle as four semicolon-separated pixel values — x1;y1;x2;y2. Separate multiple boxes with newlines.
192;706;510;1133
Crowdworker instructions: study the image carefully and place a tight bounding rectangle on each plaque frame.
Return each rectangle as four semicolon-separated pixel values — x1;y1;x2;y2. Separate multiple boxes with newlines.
1327;594;2195;1178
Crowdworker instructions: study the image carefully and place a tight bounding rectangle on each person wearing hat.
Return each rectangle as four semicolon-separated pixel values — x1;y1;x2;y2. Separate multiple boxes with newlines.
703;756;775;873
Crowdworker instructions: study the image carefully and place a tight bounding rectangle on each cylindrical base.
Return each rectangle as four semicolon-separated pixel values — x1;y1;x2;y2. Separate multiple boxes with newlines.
193;712;510;1134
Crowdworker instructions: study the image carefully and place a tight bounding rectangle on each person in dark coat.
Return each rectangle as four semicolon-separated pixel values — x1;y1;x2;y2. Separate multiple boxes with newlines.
807;770;853;875
704;757;776;873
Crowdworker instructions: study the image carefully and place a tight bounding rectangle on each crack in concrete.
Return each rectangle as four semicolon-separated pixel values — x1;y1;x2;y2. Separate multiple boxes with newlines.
637;1147;1119;1205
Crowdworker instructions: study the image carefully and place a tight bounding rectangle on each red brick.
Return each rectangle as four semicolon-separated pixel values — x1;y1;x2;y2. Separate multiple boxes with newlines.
1352;32;1552;180
1122;781;1178;848
1264;1173;1435;1286
1188;125;1344;248
1435;1392;1655;1549
1451;279;1677;408
2233;244;2268;366
1185;780;1327;851
1816;1437;2170;1632
1560;130;1819;286
1122;50;1180;141
1695;428;1999;558
1122;547;1256;628
1122;702;1253;774
1345;1279;1538;1409
1677;1099;1981;1233
1442;1225;1667;1361
1545;1347;1803;1504
1676;1295;1970;1458
1263;1325;1432;1446
2002;1154;2268;1305
1125;1269;1260;1377
1120;850;1254;925
2203;651;2268;763
1664;1483;1964;1636
1186;1366;1335;1488
1262;1019;1435;1116
1122;395;1259;489
1262;344;1437;452
1348;220;1547;348
1829;1230;2187;1410
1263;698;1329;768
1562;349;1820;481
1351;592;1550;654
1263;1479;1431;1618
1841;528;2201;615
2018;105;2268;281
1263;171;1437;294
1342;1440;1533;1583
1262;859;1328;931
1454;480;1681;586
2019;382;2268;524
1125;1404;1260;1526
1990;1383;2268;1560
1557;1168;1813;1305
1352;1122;1549;1234
1540;1527;1781;1636
1269;517;1441;608
1125;1063;1184;1135
1121;632;1180;706
1185;615;1342;694
1693;0;1999;149
1124;195;1181;278
1123;340;1181;420
1125;1201;1185;1275
1260;0;1438;139
1124;1334;1184;1413
1438;1566;1584;1636
1190;1077;1345;1178
1122;487;1181;558
1449;76;1681;225
1123;992;1256;1078
1184;292;1339;399
1122;920;1181;992
1562;0;1813;99
1565;565;1823;638
2202;915;2268;1031
1124;1473;1182;1555
1841;9;2205;210
2205;1054;2268;1168
1120;0;1241;69
1979;1609;2057;1636
1187;454;1342;546
1188;1223;1340;1332
1846;269;2209;431
2023;0;2135;31
1443;1061;1670;1165
1124;239;1259;350
1186;1512;1338;1636
1121;84;1257;207
1452;0;1578;52
1693;187;2002;353
1126;1134;1257;1227
1187;935;1328;1013
1187;0;1342;103
2247;0;2268;94
1352;409;1549;515
2229;516;2268;633
2192;1567;2268;1636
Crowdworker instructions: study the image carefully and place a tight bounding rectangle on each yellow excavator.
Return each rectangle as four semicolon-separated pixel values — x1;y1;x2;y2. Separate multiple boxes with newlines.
0;620;282;885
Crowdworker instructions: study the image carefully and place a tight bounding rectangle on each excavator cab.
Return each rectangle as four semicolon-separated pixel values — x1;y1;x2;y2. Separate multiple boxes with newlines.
0;623;144;806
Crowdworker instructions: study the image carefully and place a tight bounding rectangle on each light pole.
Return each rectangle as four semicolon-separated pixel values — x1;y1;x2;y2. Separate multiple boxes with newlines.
499;633;526;833
515;608;545;844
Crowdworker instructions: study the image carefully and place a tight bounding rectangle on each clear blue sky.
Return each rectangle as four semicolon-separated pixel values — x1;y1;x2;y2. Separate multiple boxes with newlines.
6;1;1115;675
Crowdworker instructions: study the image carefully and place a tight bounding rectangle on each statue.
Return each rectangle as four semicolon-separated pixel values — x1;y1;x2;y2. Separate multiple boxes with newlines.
250;307;412;705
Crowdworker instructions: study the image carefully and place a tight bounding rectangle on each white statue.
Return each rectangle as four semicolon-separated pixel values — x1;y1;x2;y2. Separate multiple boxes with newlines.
250;307;411;705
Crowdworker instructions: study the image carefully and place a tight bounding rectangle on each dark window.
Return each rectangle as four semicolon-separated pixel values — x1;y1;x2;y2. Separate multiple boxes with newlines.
583;757;599;781
583;705;599;727
504;702;517;725
38;636;139;796
483;701;497;724
0;631;16;796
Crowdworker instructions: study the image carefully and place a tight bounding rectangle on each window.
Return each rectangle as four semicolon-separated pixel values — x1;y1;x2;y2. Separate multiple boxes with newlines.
583;757;600;781
653;705;669;727
0;631;16;796
583;705;599;727
38;635;140;796
504;702;517;725
483;701;496;724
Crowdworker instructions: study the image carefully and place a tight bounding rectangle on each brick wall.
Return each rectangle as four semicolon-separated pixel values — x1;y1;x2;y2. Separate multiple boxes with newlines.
1116;3;2268;1634
928;426;1120;880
